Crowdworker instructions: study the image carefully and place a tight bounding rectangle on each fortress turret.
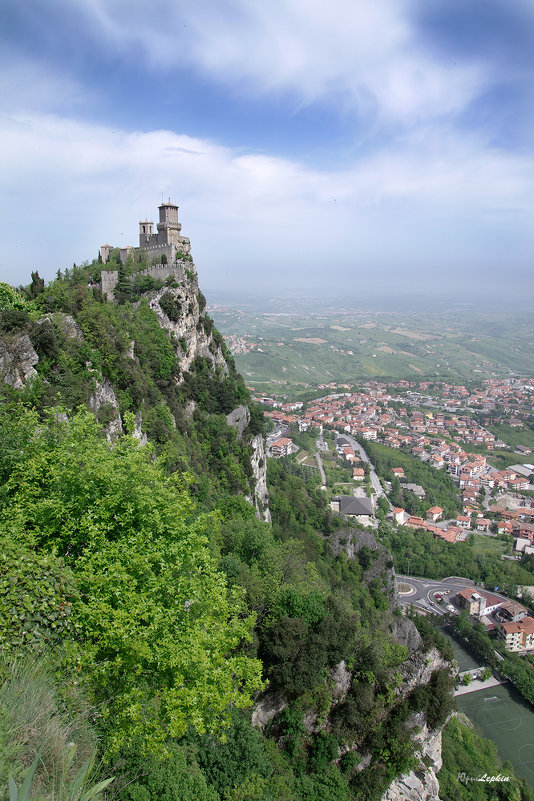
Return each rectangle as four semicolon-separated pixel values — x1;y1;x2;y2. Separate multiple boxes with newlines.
139;220;154;247
157;201;182;246
101;200;192;299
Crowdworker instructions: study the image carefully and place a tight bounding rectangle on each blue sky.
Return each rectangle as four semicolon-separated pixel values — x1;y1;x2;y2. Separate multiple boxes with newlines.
1;0;533;300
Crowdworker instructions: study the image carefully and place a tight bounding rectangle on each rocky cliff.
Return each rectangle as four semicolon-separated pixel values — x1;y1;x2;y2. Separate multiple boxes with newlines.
0;269;270;522
148;272;270;521
0;333;38;389
252;527;453;800
381;715;442;801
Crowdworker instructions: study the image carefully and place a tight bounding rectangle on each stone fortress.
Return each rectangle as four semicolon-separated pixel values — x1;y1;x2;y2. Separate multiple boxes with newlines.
100;201;194;300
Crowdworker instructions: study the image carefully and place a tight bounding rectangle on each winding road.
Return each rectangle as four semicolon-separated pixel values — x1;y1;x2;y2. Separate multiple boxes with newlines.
336;434;389;504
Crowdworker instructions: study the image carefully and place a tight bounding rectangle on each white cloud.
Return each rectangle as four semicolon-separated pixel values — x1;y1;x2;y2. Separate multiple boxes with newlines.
41;0;488;125
0;111;533;293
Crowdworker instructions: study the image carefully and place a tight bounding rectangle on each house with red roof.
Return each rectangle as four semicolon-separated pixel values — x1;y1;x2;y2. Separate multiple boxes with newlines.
270;437;293;458
498;617;534;652
427;506;443;522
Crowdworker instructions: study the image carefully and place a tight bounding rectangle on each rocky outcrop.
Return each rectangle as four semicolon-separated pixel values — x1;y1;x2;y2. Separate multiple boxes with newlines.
0;334;38;389
382;635;451;800
251;692;287;729
223;406;270;522
40;313;82;340
132;412;148;447
150;282;228;379
329;528;396;601
331;660;352;697
382;715;442;801
150;276;270;521
248;433;270;522
225;407;270;522
87;377;123;440
226;404;250;438
390;616;422;653
382;768;440;801
398;646;451;698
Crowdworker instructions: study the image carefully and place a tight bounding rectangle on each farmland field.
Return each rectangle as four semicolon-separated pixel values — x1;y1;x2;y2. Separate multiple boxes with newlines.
210;304;534;390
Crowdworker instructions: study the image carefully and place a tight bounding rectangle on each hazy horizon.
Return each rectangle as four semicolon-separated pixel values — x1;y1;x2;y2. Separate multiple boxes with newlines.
1;1;534;302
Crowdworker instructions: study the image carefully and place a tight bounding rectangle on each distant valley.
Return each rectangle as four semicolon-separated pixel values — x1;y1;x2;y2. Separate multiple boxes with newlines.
210;305;534;393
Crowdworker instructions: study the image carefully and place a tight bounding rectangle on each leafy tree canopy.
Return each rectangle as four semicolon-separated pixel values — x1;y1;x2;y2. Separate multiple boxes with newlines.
0;404;263;756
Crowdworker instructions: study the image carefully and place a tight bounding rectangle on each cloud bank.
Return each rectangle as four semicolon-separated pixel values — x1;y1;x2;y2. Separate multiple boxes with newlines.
1;0;533;297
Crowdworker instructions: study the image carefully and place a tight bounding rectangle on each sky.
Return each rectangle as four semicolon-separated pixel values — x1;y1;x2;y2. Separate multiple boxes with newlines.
1;0;533;301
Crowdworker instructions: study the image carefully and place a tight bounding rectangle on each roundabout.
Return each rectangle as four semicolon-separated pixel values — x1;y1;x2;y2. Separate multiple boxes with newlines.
397;581;416;596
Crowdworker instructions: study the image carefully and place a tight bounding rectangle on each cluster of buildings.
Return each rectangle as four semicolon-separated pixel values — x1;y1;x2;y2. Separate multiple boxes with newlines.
223;335;258;356
456;588;534;653
255;378;533;544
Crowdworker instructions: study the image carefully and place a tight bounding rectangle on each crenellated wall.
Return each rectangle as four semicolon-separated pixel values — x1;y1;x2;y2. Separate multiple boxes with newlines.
100;262;194;300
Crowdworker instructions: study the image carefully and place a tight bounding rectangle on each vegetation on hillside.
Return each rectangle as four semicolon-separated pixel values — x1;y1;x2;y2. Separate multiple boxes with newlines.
355;437;461;518
447;614;534;711
439;714;534;801
1;269;528;800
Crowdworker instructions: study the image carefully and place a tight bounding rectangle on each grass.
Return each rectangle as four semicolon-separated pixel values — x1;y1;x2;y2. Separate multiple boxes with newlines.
455;684;534;786
489;424;534;451
469;534;508;558
0;655;99;797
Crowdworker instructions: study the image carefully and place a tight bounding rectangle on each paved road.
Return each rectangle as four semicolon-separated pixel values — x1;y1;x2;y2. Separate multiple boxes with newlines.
336;434;389;504
395;573;475;615
396;572;515;617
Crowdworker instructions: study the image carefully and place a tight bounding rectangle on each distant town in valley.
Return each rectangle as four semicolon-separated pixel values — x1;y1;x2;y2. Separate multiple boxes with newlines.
212;301;534;662
255;376;532;521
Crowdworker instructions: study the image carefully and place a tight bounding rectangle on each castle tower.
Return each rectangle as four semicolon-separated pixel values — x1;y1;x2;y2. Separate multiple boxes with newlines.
139;220;154;247
157;201;182;246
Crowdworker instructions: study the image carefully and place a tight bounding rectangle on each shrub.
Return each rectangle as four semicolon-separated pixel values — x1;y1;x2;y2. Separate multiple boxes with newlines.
0;308;30;332
159;292;182;323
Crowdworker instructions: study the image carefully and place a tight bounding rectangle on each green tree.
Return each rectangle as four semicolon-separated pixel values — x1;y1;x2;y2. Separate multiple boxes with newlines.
0;405;263;756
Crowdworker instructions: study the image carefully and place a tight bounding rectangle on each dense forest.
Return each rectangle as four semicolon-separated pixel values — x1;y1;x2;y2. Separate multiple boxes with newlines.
0;266;530;801
354;437;461;519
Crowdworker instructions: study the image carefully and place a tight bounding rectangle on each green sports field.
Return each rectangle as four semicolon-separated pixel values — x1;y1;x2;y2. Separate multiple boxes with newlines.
456;683;534;786
441;631;480;672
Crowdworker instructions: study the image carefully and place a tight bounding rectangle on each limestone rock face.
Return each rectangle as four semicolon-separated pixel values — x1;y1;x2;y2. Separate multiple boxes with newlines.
150;282;228;379
331;660;352;697
226;404;250;438
133;412;148;447
398;647;451;697
382;652;451;801
382;768;441;801
248;433;271;522
329;528;396;600
382;718;443;801
251;692;287;729
0;334;38;389
150;270;274;523
224;406;270;522
87;377;123;440
390;616;423;653
40;313;83;340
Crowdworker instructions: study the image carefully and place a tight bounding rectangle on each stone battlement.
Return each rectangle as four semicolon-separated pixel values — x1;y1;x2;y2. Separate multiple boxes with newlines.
101;262;193;301
100;200;191;269
99;201;195;300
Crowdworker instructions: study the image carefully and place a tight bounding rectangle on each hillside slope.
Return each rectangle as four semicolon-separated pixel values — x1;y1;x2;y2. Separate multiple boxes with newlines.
0;264;466;801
